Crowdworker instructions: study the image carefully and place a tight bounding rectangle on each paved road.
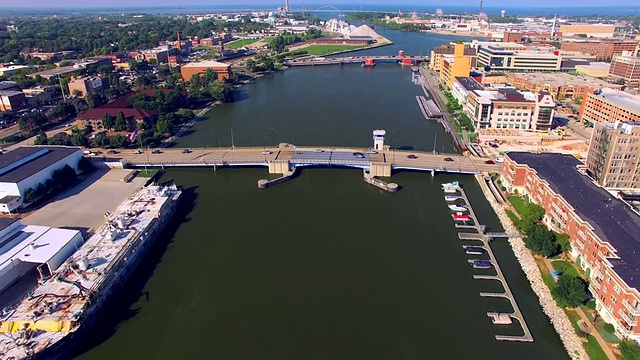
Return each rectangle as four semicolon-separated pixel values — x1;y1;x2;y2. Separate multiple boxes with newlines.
109;146;501;174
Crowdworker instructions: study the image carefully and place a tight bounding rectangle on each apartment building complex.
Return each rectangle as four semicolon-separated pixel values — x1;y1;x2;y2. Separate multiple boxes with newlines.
501;152;640;342
429;43;477;72
439;43;473;89
466;88;555;131
506;72;620;100
609;51;640;88
586;121;640;190
579;89;640;125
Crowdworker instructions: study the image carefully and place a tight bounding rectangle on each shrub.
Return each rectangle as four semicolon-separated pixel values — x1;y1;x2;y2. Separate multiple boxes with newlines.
603;323;615;333
552;275;589;308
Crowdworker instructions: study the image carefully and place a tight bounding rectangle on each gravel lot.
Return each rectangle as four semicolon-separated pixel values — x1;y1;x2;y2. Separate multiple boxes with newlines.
21;168;146;235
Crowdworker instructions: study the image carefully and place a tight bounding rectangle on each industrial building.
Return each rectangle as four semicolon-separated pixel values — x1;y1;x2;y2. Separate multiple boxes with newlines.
180;60;232;82
558;24;616;38
586;121;640;190
608;51;640;88
0;90;26;112
505;72;620;100
501;152;640;342
0;218;83;294
561;39;639;60
579;89;640;125
0;146;82;213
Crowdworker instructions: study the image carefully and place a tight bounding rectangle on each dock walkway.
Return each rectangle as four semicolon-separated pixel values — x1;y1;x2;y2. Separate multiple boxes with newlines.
455;187;534;343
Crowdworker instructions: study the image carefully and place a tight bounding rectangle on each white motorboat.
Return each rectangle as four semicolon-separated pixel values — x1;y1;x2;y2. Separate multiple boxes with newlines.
444;195;457;202
448;204;468;212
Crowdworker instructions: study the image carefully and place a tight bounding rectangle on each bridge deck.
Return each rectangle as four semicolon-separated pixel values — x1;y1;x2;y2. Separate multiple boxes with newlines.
111;146;500;174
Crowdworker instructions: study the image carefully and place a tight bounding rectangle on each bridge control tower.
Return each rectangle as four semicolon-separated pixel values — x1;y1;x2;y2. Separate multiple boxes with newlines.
373;130;386;151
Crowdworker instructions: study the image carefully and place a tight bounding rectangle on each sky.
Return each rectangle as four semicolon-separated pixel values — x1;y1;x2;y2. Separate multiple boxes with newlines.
2;0;638;10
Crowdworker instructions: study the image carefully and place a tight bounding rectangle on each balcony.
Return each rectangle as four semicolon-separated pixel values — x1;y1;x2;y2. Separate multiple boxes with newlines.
619;309;638;327
622;299;640;316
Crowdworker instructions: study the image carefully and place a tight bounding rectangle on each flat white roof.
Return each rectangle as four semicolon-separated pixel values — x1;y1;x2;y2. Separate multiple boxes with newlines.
13;227;80;266
0;225;49;268
182;60;231;68
597;90;640;113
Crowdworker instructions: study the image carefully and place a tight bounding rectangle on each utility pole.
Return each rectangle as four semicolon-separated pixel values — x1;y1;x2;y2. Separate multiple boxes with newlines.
433;133;437;154
231;128;235;149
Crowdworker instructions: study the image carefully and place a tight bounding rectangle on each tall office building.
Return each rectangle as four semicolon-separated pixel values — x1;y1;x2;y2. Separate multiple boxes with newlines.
587;121;640;190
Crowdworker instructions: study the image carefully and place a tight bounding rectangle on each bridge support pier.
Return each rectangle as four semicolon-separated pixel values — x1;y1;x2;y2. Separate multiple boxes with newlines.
369;162;392;177
431;169;435;177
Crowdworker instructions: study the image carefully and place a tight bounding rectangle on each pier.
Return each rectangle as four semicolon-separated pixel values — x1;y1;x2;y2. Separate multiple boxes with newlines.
453;186;534;343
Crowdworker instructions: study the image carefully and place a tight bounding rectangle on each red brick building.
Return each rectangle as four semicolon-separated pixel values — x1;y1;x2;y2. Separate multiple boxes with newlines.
501;152;640;342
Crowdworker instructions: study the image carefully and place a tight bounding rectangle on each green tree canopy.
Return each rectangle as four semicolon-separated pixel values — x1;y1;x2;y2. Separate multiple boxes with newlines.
620;340;640;360
551;275;588;308
524;224;558;257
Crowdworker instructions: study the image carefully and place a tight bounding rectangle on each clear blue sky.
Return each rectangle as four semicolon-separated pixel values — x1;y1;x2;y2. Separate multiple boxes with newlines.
2;0;637;9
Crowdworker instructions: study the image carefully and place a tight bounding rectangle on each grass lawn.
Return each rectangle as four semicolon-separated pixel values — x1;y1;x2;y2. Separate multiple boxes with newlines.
594;318;621;344
507;196;527;215
565;310;610;360
552;260;581;278
225;38;260;49
505;209;520;225
136;169;159;178
192;45;213;50
304;44;365;55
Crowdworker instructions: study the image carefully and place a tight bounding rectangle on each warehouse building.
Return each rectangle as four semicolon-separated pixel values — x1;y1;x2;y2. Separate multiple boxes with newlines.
0;146;82;213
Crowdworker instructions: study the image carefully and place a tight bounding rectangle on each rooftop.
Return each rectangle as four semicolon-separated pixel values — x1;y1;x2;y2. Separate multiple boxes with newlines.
181;60;231;68
508;152;640;289
455;77;484;91
0;146;81;183
593;89;640;114
508;71;617;87
474;88;536;102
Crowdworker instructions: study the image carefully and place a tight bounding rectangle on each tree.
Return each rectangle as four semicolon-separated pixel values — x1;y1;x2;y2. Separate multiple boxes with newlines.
70;128;88;147
522;203;545;224
97;64;115;74
86;93;107;109
53;101;77;120
619;340;640;360
93;131;109;148
262;57;275;71
108;134;129;148
245;58;257;72
34;133;48;145
524;224;558;257
114;112;128;131
102;113;115;130
555;233;571;254
202;68;218;85
551;275;588;308
23;187;37;204
207;80;230;102
155;118;170;134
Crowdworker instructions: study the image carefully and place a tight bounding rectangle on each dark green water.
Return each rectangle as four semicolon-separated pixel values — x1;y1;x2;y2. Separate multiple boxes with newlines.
72;28;568;360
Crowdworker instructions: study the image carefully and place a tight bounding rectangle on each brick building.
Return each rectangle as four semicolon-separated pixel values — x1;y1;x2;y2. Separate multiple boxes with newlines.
561;40;639;60
506;72;620;100
0;91;26;112
501;152;640;342
180;60;232;82
579;89;640;125
609;51;640;88
67;76;109;98
586;121;640;190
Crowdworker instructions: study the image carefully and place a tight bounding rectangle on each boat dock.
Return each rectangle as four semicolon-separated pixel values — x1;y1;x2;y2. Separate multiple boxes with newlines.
451;186;534;343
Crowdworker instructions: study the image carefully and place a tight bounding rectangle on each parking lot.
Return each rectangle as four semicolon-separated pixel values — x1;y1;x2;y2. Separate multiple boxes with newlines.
21;168;146;235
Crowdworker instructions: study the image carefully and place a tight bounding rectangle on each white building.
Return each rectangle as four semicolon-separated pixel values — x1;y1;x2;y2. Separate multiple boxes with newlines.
0;218;83;293
0;146;83;213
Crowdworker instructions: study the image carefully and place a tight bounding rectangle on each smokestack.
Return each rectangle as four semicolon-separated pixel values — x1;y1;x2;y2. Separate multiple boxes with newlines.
285;0;289;12
479;0;483;21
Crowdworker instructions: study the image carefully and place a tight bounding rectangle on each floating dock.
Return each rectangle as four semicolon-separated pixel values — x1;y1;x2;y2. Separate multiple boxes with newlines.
363;171;398;192
453;187;534;343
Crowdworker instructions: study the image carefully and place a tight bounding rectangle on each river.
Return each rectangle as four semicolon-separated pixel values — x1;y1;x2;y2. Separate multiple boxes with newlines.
72;26;569;360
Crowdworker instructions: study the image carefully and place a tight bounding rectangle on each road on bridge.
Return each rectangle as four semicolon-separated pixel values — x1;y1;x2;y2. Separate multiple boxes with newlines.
109;146;501;174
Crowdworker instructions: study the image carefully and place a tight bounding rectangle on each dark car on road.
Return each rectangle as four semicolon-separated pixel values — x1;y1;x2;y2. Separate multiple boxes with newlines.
444;157;454;162
484;160;495;164
152;149;162;154
407;154;418;159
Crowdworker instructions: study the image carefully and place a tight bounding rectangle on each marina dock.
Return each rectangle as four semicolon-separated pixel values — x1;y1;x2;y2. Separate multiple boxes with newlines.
452;186;534;343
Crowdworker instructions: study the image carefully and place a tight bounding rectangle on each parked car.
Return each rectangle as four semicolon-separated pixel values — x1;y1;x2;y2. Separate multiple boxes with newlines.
261;151;272;155
484;160;495;164
181;149;191;154
407;154;418;159
152;149;162;154
107;150;118;154
495;157;504;163
135;150;143;154
444;157;454;162
314;149;324;153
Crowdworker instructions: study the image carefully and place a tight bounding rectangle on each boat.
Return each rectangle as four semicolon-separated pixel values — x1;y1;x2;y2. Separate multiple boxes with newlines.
0;182;182;360
488;312;513;325
448;204;468;212
472;260;492;269
443;186;459;194
444;195;457;202
452;214;471;221
441;181;460;190
465;246;485;255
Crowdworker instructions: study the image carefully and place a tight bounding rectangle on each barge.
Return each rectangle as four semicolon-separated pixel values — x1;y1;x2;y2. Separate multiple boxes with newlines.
0;182;181;359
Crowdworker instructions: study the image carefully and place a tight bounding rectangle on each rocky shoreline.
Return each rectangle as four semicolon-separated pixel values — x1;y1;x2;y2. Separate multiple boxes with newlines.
474;174;589;360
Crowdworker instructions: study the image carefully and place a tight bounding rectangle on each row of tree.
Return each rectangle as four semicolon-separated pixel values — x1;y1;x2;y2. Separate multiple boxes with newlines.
187;69;231;102
22;164;78;204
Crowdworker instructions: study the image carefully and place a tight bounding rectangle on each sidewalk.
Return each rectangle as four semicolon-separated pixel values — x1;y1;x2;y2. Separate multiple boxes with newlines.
541;258;617;360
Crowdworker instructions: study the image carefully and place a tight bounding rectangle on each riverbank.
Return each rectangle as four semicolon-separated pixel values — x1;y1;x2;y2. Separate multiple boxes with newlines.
475;174;588;360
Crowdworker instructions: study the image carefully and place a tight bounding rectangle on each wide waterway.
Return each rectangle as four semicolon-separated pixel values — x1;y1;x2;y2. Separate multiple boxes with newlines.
72;27;568;360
